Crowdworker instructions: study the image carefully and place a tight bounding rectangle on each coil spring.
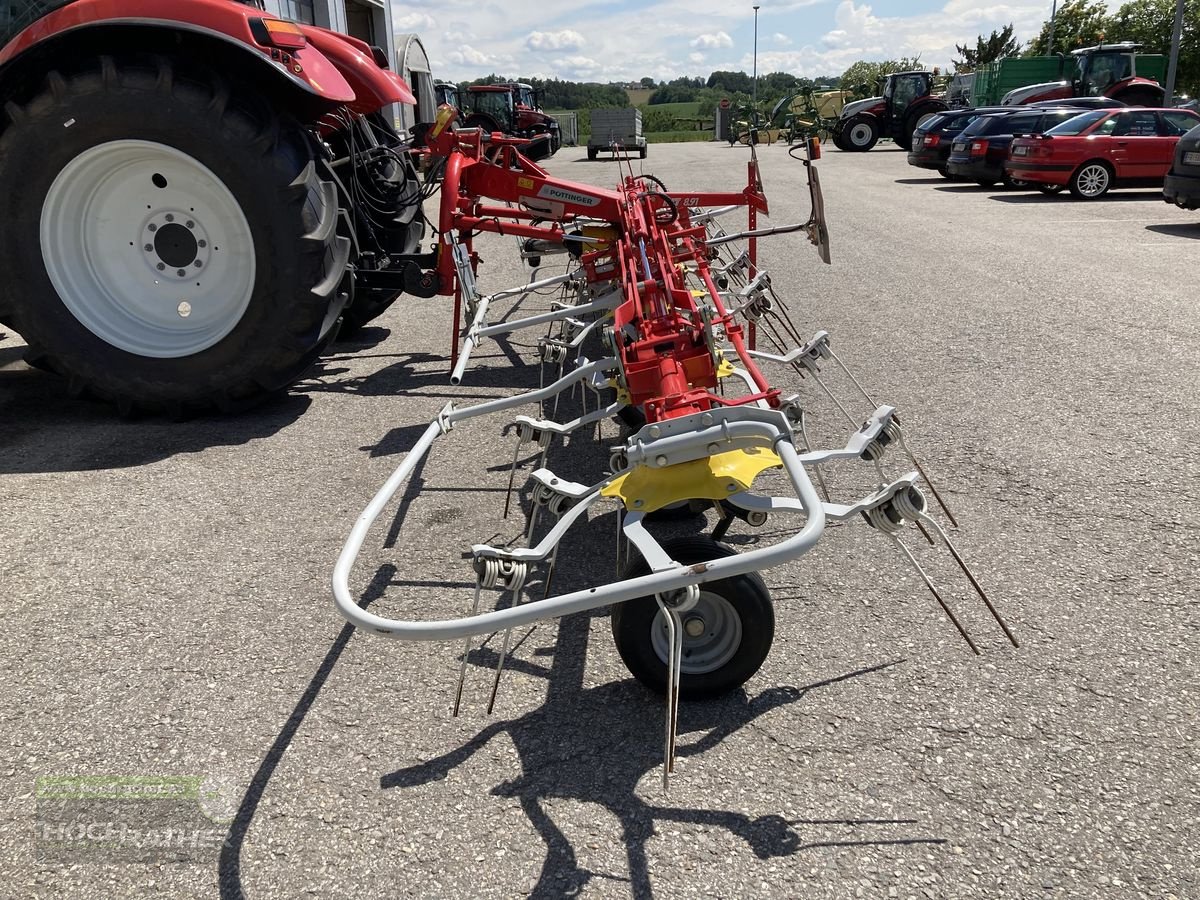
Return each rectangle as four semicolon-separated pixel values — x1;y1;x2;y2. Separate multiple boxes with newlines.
532;482;574;516
561;319;586;341
474;557;529;594
861;419;902;462
539;339;571;365
780;399;805;431
864;486;927;534
609;449;629;473
515;420;554;449
743;294;772;322
657;584;700;612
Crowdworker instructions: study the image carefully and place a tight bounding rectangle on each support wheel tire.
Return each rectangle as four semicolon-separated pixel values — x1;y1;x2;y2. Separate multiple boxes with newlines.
842;115;879;152
0;55;349;415
611;536;774;699
1069;161;1112;199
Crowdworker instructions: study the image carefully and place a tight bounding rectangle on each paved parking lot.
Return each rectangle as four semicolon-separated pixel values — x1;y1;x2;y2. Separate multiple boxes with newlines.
2;141;1198;899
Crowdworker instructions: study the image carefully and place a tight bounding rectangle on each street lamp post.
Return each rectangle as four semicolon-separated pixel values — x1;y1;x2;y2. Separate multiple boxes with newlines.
752;4;760;119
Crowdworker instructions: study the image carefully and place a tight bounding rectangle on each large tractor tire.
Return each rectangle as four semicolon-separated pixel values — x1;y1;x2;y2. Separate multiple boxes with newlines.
841;115;879;152
0;55;349;415
1112;88;1163;107
900;107;943;152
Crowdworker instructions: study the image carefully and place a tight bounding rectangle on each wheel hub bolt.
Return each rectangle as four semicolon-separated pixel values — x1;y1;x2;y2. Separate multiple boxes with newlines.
165;214;174;222
148;224;157;233
144;244;153;252
156;262;165;271
684;616;706;638
177;269;187;277
198;240;207;249
186;221;195;229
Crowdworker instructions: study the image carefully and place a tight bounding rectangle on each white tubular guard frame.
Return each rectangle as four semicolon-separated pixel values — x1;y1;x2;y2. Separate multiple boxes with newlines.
332;406;826;642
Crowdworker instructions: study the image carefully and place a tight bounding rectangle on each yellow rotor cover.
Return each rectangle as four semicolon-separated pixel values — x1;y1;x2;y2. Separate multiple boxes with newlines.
602;447;782;513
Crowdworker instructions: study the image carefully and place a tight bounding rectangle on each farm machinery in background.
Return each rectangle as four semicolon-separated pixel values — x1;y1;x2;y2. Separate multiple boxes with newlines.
0;0;435;414
832;70;949;152
333;105;1019;786
999;43;1165;107
460;82;561;160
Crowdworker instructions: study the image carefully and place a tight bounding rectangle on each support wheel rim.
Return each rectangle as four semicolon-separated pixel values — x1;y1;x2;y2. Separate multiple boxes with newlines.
649;591;743;675
40;139;255;358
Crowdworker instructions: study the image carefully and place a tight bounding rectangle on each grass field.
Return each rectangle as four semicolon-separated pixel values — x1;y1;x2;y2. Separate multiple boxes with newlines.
639;101;705;118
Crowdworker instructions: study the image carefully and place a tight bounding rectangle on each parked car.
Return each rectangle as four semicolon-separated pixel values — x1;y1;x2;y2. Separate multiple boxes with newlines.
1006;107;1200;198
946;107;1092;186
1163;121;1200;209
907;107;1009;177
1029;97;1128;110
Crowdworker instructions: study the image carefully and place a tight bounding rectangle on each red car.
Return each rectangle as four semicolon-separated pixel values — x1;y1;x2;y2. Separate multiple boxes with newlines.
1005;108;1200;198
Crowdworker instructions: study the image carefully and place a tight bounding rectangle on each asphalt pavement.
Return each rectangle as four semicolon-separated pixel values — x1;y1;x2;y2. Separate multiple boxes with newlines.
1;140;1198;899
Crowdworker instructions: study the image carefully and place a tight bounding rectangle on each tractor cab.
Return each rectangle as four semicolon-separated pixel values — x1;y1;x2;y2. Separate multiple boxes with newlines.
465;85;516;132
435;81;462;110
1073;44;1140;97
884;72;934;122
508;83;540;110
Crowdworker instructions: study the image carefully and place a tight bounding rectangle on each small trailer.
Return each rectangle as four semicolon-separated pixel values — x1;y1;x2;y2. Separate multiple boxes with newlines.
588;108;647;159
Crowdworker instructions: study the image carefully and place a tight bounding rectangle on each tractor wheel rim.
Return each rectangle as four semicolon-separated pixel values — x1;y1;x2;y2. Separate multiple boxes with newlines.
650;591;743;675
41;140;256;358
849;123;873;146
1077;165;1109;197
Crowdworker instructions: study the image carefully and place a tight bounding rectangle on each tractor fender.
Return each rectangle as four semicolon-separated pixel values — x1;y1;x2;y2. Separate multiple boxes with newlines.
1110;77;1165;104
0;0;355;104
299;25;415;112
838;96;884;120
907;98;948;122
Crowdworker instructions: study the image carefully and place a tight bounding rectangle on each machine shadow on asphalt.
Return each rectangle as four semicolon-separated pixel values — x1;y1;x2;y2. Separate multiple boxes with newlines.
379;614;935;899
893;177;946;185
214;553;937;900
1144;223;1200;239
989;190;1166;204
0;362;312;475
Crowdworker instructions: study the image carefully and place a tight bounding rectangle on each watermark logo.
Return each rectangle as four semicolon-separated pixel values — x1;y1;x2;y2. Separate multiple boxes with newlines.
35;775;239;863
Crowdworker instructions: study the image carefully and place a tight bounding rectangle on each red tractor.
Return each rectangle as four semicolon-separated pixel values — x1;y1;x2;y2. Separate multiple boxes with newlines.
0;0;431;415
462;83;560;160
831;70;948;152
1001;43;1164;107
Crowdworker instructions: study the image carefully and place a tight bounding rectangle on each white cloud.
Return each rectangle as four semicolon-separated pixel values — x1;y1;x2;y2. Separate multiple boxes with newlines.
392;0;1055;84
691;32;734;50
445;44;491;66
525;30;586;52
393;12;437;32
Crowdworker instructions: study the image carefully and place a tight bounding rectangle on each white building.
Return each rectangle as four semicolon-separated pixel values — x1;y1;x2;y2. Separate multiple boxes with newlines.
263;1;395;67
262;2;436;134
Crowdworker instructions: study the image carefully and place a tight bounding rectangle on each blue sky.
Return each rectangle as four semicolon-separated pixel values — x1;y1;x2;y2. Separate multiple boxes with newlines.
391;0;1064;83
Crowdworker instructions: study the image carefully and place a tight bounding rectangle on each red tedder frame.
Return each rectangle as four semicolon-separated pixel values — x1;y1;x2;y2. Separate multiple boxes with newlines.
427;122;775;423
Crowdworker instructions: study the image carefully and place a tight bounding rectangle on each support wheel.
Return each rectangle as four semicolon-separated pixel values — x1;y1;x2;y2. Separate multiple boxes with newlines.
611;536;774;698
841;115;878;152
0;54;349;415
1069;162;1112;199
